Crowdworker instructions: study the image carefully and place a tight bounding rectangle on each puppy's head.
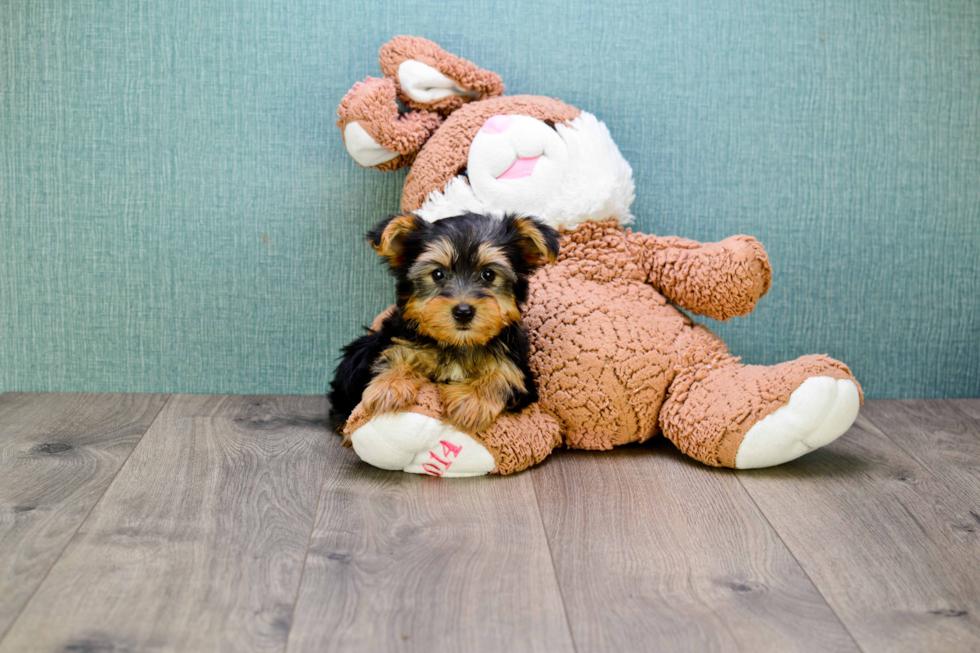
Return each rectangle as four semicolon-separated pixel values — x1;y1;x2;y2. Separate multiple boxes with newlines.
368;212;560;347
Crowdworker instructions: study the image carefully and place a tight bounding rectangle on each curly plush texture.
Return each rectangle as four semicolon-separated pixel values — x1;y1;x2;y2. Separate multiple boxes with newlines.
336;77;444;171
523;221;778;454
342;221;859;472
335;36;863;475
627;232;773;321
379;36;505;114
660;353;860;466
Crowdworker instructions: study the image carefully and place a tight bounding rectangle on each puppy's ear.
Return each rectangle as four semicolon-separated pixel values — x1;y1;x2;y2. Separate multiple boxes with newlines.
367;213;428;266
505;215;561;268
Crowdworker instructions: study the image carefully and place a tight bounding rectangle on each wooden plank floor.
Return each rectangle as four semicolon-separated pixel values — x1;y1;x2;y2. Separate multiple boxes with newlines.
0;394;978;652
0;393;169;639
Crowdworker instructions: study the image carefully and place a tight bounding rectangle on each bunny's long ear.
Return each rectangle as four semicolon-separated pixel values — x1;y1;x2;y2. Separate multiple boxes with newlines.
336;77;443;171
379;36;504;114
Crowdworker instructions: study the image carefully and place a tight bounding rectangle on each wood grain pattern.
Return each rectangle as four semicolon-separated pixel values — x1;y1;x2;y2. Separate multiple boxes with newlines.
0;395;330;653
286;436;575;653
862;400;980;508
0;392;168;639
3;395;980;652
946;399;980;422
739;412;980;652
533;443;859;653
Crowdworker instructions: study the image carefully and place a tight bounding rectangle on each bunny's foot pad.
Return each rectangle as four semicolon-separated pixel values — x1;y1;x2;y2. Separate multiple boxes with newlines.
735;377;860;469
349;412;496;477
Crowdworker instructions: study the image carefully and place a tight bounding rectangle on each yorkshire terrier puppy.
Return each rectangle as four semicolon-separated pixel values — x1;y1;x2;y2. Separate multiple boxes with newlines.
329;212;560;434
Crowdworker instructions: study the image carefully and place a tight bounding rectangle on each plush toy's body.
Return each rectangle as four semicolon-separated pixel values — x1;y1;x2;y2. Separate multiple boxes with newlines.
336;37;862;477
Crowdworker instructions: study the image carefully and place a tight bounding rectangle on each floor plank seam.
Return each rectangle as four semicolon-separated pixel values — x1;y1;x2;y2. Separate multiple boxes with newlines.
943;401;980;438
0;393;173;646
530;471;579;653
282;450;332;653
859;410;979;510
734;474;867;653
5;396;977;651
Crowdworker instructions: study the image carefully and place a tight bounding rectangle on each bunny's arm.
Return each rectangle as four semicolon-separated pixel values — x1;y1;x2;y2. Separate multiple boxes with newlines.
625;231;772;321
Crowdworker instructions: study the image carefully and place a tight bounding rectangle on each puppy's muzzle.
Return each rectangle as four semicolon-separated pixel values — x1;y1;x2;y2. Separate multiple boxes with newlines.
452;303;475;325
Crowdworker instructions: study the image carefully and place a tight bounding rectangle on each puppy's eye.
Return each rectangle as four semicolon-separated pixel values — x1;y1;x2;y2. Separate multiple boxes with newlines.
481;269;496;282
431;269;445;282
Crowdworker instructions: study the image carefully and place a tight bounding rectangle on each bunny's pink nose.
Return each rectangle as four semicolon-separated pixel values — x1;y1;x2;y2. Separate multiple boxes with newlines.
481;114;513;134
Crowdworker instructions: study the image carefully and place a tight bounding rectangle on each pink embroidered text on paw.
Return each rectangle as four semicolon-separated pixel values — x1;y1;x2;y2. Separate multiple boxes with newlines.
422;440;463;476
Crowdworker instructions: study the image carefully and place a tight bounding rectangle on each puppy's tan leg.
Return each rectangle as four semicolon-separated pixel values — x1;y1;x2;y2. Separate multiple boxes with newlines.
363;365;426;415
441;381;506;434
362;345;431;415
441;358;525;433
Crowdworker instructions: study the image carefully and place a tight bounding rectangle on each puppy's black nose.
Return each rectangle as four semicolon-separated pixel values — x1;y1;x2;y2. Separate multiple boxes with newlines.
452;303;475;324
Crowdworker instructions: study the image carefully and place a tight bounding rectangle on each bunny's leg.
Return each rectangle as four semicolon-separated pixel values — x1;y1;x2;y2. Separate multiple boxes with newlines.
340;382;561;477
660;325;861;468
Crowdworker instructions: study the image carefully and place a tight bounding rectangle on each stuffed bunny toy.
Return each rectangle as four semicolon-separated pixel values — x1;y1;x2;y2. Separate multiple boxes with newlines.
334;36;861;477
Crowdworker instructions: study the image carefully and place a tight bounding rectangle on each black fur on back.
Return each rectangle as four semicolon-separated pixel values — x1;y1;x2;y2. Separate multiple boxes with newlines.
327;316;394;431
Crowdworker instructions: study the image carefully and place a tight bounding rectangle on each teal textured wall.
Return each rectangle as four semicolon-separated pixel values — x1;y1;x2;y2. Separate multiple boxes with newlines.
1;1;978;398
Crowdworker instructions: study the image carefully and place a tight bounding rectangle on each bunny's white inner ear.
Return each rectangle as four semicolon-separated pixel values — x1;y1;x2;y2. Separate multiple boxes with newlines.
343;122;400;167
398;59;479;103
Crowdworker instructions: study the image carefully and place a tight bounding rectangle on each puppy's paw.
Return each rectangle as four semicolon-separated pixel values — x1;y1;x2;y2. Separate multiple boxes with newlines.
363;375;421;415
441;385;504;434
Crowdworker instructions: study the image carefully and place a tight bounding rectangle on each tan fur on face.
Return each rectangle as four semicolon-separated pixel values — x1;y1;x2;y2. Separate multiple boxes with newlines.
413;237;455;270
413;295;506;347
403;242;522;346
475;243;512;273
402;295;428;326
496;294;521;326
475;244;521;324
